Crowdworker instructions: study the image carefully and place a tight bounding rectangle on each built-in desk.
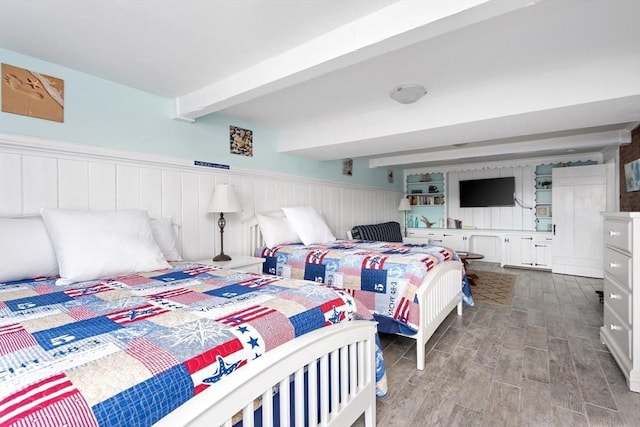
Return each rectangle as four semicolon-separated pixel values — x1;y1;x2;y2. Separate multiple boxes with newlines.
405;228;553;271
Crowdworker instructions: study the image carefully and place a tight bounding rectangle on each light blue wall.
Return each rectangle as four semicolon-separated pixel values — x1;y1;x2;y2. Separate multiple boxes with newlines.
0;48;402;190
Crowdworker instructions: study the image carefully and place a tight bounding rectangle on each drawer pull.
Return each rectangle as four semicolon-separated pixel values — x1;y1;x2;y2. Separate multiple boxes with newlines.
609;230;620;237
609;293;621;300
609;262;620;269
610;324;622;331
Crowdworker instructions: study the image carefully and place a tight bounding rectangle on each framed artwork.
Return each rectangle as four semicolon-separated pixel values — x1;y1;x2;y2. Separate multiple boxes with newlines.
230;126;253;156
342;159;353;176
624;159;640;192
536;205;550;217
2;63;64;122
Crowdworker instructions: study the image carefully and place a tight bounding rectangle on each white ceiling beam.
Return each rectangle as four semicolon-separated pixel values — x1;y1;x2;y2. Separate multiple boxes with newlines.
174;0;539;121
369;130;631;168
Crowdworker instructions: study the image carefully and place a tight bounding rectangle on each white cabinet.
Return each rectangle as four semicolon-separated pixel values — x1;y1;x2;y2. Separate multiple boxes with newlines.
600;212;640;392
503;233;553;270
406;228;550;269
504;234;534;268
533;234;553;268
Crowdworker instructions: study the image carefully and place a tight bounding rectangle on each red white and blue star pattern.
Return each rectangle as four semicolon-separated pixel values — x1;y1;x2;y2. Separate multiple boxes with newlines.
0;263;385;426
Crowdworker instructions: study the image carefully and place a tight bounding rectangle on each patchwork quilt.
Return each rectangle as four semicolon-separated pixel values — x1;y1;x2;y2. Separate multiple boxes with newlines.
0;263;387;427
256;240;474;333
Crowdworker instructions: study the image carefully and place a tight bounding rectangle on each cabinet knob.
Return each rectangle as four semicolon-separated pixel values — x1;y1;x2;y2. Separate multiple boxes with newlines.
609;262;619;269
610;324;622;331
609;293;621;300
609;230;620;237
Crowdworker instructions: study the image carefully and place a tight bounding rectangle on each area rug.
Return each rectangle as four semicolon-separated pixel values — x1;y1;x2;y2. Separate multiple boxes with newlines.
469;271;516;306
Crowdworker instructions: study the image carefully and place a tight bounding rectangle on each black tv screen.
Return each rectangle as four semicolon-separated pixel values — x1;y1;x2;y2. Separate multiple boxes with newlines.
459;177;515;207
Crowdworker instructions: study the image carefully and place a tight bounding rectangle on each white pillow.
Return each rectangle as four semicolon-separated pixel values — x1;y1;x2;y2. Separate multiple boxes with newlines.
255;210;302;248
150;217;183;261
0;216;59;282
41;208;170;285
281;207;336;246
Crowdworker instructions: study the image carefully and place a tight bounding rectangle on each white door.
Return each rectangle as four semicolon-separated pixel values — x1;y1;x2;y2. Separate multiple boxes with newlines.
552;164;609;278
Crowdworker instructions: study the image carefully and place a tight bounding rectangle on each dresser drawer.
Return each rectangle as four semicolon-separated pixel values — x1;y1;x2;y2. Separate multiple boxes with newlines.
604;219;632;253
604;276;632;325
604;306;632;361
604;247;632;288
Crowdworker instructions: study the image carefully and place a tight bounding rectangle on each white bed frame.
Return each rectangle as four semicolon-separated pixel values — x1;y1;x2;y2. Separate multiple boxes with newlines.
248;218;463;371
155;321;377;427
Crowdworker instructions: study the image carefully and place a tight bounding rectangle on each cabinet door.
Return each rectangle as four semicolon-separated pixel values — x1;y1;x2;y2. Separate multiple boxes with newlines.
504;234;534;267
552;165;608;278
440;232;467;252
533;236;553;268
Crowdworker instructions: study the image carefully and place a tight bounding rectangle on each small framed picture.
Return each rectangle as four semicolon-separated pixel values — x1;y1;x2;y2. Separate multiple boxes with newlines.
536;205;550;217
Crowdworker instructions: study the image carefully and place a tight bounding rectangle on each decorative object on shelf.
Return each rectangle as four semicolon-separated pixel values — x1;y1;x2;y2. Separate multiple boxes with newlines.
208;183;241;261
398;198;411;237
389;83;427;104
536;205;550;217
428;185;438;194
2;63;64;122
420;216;435;228
538;180;552;189
342;158;353;176
229;125;253;157
387;169;394;183
420;174;430;182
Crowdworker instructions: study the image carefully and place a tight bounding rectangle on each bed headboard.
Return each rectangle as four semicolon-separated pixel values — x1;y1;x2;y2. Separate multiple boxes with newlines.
245;216;264;254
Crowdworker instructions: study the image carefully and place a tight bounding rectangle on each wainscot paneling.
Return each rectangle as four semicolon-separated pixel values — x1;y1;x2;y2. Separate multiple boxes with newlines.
0;133;401;260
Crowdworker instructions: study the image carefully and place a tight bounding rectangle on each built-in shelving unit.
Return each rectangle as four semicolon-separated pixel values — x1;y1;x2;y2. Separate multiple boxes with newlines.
534;161;598;231
405;172;445;228
534;164;553;232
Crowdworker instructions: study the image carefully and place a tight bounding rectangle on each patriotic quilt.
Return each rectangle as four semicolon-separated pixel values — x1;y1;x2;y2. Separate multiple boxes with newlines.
0;263;387;427
256;240;474;333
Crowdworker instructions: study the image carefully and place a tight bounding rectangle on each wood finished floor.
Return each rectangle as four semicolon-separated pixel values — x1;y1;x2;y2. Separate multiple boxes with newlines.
356;262;640;426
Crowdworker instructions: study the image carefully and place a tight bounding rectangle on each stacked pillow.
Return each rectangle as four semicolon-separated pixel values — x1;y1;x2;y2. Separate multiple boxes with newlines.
0;209;183;285
256;206;336;248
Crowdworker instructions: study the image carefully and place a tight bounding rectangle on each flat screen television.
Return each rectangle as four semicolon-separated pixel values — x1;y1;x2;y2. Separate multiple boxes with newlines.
459;176;515;207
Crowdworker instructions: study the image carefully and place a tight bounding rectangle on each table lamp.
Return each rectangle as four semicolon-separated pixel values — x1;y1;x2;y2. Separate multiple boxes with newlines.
208;183;241;261
398;197;411;237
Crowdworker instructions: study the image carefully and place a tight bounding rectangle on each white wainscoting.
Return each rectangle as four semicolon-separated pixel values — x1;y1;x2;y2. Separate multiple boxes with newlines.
0;133;401;260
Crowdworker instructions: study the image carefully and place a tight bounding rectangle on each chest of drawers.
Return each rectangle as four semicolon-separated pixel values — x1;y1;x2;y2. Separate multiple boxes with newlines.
601;212;640;392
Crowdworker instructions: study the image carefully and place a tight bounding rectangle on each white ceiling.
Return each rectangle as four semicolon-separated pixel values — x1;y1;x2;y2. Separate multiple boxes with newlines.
1;0;638;169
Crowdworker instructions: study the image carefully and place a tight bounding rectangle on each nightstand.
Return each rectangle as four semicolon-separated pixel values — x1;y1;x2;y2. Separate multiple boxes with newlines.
196;255;265;274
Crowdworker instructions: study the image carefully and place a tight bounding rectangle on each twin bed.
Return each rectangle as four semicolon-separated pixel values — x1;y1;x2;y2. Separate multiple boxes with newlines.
0;210;383;427
248;212;470;371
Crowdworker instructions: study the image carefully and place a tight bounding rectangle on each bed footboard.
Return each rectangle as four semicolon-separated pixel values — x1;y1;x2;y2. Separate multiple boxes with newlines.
402;260;463;370
154;321;377;427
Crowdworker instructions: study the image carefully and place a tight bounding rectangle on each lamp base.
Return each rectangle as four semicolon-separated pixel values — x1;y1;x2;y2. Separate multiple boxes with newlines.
213;253;232;262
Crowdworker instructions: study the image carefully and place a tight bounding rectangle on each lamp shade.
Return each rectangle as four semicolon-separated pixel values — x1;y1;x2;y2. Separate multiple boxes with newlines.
398;198;411;211
208;183;241;213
